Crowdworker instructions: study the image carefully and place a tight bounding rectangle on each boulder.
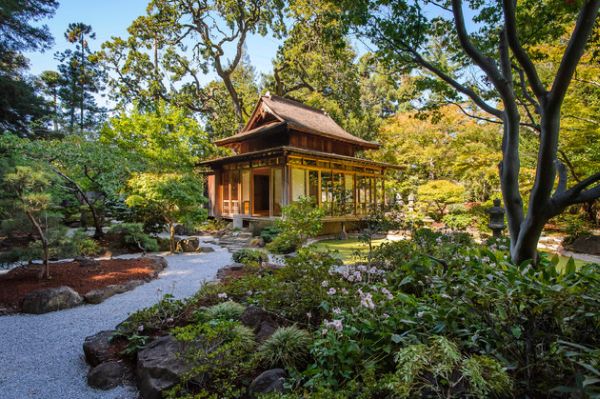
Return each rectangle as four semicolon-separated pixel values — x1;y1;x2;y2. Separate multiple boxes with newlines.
136;335;202;399
215;263;245;280
174;224;194;235
239;305;278;342
84;280;145;304
176;237;201;253
75;256;100;268
248;368;286;397
146;255;168;271
564;235;600;256
87;361;128;390
83;330;117;366
199;246;215;253
21;286;83;314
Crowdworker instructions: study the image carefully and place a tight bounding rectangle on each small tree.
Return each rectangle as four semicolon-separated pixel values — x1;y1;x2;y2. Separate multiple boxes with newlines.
417;180;465;221
125;173;207;252
268;196;325;253
2;166;57;279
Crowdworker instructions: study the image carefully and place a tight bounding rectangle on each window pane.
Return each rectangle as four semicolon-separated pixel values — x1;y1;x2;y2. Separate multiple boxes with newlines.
272;168;282;216
291;168;306;201
308;170;319;201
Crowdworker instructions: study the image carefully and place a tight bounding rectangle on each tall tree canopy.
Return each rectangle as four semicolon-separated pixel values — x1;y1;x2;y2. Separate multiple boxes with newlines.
0;0;58;135
98;0;285;127
338;0;600;264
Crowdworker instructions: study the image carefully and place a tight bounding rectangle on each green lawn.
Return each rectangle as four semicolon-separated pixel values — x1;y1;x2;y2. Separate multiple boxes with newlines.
309;238;389;262
311;238;593;269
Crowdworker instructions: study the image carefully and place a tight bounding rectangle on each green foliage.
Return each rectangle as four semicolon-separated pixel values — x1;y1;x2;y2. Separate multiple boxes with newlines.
169;320;256;398
201;301;246;322
257;326;312;370
107;223;159;253
232;248;268;266
125;172;206;252
117;294;186;337
390;336;511;398
267;196;324;254
441;213;473;231
259;225;280;244
417;179;465;221
100;102;215;171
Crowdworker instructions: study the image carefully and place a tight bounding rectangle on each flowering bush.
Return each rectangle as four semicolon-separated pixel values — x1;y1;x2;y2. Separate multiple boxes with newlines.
110;231;600;398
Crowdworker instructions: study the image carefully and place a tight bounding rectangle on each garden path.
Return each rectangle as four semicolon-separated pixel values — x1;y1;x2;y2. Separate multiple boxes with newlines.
0;236;230;399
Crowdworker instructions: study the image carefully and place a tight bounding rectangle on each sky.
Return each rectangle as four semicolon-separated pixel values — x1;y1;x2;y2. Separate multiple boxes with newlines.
23;0;283;79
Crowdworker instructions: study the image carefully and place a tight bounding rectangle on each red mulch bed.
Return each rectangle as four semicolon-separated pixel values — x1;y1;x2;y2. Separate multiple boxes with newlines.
0;258;160;312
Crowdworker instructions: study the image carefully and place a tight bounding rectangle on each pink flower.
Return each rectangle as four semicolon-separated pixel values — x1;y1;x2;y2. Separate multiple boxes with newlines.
327;287;337;296
324;319;343;331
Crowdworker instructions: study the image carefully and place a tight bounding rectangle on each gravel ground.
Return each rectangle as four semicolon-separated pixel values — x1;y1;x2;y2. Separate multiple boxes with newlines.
0;237;230;399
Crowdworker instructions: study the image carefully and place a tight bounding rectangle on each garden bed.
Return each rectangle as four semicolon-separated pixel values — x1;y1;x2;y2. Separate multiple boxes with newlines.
0;257;166;314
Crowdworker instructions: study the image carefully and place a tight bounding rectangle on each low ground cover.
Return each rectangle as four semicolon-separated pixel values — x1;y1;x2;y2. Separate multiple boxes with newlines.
0;257;162;313
110;229;600;398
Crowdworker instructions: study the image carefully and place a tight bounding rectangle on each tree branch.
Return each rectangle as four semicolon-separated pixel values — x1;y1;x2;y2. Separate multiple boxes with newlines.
451;0;508;94
553;159;567;195
502;0;547;99
548;0;600;112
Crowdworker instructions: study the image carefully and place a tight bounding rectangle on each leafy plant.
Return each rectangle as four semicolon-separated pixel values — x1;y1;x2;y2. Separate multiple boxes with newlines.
232;248;268;266
107;223;159;253
267;196;324;254
259;225;280;244
201;301;245;321
168;320;256;398
257;326;312;370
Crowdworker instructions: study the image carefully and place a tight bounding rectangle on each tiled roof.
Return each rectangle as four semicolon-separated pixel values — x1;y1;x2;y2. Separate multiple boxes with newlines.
214;95;379;149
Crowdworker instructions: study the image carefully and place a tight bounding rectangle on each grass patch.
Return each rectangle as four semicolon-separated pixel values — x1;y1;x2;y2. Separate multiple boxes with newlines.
310;238;389;262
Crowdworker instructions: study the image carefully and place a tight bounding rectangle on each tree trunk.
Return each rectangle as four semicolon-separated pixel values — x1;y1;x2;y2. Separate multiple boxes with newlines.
221;73;244;127
26;211;50;279
169;223;175;253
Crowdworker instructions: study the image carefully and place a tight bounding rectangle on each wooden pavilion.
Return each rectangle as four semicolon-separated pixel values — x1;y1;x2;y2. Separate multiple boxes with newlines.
200;94;390;233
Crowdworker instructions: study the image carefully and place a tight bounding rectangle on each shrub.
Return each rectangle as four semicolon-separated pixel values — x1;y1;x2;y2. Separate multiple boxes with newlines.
232;248;268;266
260;225;280;243
441;213;473;231
390;336;511;398
107;223;159;252
267;196;324;254
169;320;256;398
257;326;312;370
70;229;101;256
117;294;186;337
417;180;465;221
201;301;245;321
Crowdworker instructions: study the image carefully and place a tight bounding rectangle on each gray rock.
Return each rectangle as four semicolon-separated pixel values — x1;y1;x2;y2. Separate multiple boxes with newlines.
75;256;100;268
240;305;278;341
248;368;286;397
564;235;600;255
21;286;83;314
83;330;116;366
136;335;202;399
176;238;200;252
145;255;168;271
84;280;145;304
199;246;215;253
215;263;245;280
87;361;128;390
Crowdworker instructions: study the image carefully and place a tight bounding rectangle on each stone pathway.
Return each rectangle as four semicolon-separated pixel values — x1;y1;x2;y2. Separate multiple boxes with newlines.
0;237;230;399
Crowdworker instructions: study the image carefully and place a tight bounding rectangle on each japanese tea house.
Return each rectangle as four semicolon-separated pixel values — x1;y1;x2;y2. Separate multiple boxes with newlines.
200;94;389;233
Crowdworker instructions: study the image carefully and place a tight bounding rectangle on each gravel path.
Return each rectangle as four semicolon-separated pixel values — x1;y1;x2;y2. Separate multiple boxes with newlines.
0;238;231;399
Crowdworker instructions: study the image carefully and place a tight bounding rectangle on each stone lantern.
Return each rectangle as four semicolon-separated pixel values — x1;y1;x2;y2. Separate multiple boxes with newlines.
487;198;506;237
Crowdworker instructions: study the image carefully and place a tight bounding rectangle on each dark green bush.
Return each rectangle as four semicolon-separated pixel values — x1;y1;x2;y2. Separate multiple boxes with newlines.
107;223;159;252
232;248;268;266
259;225;280;243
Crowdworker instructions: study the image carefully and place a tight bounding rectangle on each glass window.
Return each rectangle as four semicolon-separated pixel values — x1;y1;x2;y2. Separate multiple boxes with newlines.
242;170;250;214
291;168;306;201
345;174;354;215
321;171;332;213
308;170;319;202
231;170;240;214
272;168;282;216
